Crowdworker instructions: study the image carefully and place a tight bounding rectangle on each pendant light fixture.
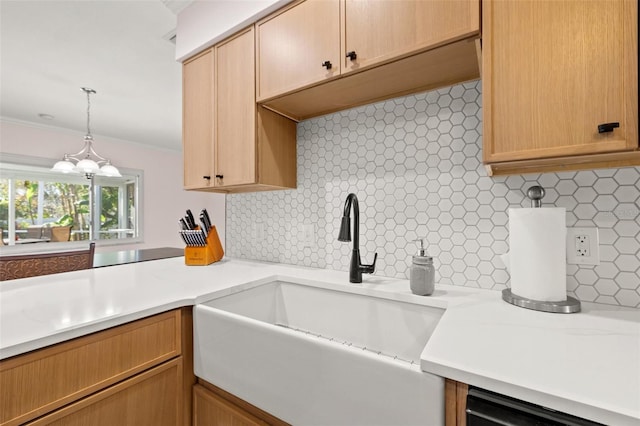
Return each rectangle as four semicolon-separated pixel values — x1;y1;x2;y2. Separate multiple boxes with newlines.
51;88;121;179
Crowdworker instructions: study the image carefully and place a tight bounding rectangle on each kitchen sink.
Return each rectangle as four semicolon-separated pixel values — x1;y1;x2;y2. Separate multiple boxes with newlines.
194;280;445;425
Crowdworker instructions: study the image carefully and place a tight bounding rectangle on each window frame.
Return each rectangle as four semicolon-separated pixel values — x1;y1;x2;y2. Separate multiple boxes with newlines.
0;153;144;254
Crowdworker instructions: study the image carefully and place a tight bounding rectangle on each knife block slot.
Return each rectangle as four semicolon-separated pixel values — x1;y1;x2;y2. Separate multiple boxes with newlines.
184;226;224;266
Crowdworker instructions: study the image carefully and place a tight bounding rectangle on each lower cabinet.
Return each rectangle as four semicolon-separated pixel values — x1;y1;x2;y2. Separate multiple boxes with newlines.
26;360;182;426
194;384;266;426
445;379;469;426
0;308;195;426
193;381;288;426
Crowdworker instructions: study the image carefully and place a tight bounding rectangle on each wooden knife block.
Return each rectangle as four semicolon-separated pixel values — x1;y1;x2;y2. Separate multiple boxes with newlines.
184;226;224;266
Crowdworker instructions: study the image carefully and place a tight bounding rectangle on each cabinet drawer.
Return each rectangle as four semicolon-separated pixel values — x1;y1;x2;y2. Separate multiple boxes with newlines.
194;381;288;426
26;359;182;426
194;384;267;426
1;310;181;426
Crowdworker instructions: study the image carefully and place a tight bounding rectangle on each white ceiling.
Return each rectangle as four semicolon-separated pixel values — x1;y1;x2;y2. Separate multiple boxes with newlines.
1;0;191;151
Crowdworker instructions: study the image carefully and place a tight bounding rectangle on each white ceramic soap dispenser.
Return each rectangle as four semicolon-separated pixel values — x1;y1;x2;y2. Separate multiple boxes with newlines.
410;239;435;296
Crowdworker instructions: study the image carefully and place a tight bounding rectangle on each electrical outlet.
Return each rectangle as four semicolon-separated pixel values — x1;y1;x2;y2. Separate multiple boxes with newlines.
575;234;590;257
251;222;265;241
302;223;315;247
566;227;599;265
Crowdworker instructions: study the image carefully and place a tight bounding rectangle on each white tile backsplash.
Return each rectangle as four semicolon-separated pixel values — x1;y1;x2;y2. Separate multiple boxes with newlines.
227;80;640;308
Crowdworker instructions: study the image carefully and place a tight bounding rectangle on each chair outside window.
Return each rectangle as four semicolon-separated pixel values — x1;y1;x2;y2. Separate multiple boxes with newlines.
0;243;95;281
25;225;43;239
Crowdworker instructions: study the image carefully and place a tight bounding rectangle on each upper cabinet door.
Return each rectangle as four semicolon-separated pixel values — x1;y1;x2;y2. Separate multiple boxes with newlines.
343;0;480;73
257;0;341;101
215;27;257;187
182;49;214;189
483;0;638;163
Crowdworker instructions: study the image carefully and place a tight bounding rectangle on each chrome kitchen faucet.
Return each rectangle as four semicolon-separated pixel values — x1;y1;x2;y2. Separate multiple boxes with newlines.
337;193;377;283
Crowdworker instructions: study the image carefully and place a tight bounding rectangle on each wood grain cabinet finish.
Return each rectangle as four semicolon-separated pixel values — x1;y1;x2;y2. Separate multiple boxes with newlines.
215;27;257;187
343;0;480;73
257;0;341;102
483;0;639;175
183;27;297;193
194;381;289;426
194;385;268;426
258;0;481;121
0;310;181;426
26;359;182;426
445;379;468;426
183;49;214;190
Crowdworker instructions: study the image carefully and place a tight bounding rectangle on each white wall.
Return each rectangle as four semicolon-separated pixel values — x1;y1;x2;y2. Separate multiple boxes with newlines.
176;0;290;61
0;119;225;253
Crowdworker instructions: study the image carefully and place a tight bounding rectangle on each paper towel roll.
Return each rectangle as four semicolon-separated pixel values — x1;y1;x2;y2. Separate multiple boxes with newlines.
508;207;567;302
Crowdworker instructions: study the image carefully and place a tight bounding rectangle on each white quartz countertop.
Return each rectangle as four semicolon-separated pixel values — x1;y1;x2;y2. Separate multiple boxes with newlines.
1;257;638;425
420;293;640;426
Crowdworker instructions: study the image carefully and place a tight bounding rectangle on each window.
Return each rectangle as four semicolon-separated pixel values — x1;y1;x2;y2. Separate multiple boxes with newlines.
0;153;143;248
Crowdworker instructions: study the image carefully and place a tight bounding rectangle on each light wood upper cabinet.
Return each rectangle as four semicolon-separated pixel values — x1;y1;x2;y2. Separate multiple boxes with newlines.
215;27;257;187
214;27;297;192
257;0;481;120
183;27;297;193
257;0;341;101
343;0;480;73
483;0;639;174
183;49;214;190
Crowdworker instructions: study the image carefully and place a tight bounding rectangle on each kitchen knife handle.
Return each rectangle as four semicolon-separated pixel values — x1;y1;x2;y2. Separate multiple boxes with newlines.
202;209;212;225
201;209;212;230
186;210;196;229
199;213;209;237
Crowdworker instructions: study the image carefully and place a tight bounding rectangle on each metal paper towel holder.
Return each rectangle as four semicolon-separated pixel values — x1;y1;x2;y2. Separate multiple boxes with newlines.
502;185;581;314
502;289;581;313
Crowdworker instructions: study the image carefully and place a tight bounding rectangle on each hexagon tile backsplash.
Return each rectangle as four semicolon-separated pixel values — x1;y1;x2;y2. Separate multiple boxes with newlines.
227;80;640;308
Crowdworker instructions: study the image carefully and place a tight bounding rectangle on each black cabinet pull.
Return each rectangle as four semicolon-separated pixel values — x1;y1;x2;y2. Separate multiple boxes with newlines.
346;51;357;61
215;174;224;179
203;175;211;180
321;60;332;70
598;122;620;133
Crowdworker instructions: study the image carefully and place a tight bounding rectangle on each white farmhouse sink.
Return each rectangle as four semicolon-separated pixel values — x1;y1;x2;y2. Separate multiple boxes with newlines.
194;280;445;425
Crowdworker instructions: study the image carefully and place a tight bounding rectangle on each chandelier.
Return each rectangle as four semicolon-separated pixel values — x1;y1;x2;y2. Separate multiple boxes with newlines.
51;88;121;179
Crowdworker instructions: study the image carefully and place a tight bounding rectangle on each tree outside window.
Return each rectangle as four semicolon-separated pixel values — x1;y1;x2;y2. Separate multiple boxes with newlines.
0;154;142;246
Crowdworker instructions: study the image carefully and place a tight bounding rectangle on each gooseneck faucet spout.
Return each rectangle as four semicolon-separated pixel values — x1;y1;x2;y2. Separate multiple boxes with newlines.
338;193;378;283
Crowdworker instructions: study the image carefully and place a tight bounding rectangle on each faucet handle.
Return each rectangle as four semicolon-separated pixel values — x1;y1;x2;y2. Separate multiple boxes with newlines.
361;252;377;274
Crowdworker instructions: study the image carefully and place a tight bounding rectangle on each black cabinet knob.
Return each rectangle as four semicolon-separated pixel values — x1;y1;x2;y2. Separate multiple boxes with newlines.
203;175;211;180
346;51;357;61
598;122;620;133
215;174;224;179
321;60;332;70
